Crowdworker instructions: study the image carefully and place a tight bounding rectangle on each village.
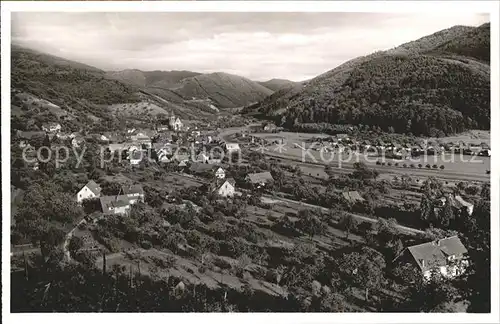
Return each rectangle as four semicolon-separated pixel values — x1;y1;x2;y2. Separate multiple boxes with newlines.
10;105;491;313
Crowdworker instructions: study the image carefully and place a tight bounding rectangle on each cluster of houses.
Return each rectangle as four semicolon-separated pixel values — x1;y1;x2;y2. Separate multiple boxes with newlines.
304;135;491;158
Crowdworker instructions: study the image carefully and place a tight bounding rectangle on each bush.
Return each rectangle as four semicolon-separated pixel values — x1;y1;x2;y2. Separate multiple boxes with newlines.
440;165;445;170
376;161;381;165
410;164;415;168
394;163;399;167
486;170;490;174
387;162;393;167
381;162;386;166
432;164;438;169
402;164;407;168
425;164;431;169
418;164;423;168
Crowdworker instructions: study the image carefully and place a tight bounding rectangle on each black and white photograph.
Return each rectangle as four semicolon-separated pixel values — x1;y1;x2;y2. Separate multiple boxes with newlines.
2;0;499;321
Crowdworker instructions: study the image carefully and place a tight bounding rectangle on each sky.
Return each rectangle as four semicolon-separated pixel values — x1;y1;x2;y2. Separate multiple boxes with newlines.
11;12;489;82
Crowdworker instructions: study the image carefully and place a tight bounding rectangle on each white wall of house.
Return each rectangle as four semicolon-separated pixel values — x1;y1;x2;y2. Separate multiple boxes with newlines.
109;205;130;215
77;186;97;203
215;168;225;179
218;182;235;197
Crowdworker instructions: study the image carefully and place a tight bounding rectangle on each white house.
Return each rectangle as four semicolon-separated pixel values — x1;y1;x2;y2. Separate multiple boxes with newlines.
122;184;145;203
225;143;241;153
76;180;102;203
213;179;235;198
100;195;132;215
215;167;226;179
169;115;183;131
395;236;468;281
197;152;210;163
42;123;62;133
129;150;143;165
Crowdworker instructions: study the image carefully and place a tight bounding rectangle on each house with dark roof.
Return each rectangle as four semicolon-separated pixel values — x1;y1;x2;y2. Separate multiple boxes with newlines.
245;171;274;188
16;130;46;141
211;178;236;198
122;184;144;203
225;143;241;153
394;236;468;280
188;162;216;176
99;195;133;215
76;180;102;203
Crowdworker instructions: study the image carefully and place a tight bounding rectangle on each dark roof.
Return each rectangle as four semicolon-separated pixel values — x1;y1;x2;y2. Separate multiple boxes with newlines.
246;171;274;184
189;162;214;173
122;184;144;196
407;236;467;272
85;180;102;196
100;195;132;214
16;130;45;140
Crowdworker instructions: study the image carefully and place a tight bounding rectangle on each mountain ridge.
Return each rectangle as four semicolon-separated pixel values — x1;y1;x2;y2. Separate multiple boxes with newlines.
245;23;491;136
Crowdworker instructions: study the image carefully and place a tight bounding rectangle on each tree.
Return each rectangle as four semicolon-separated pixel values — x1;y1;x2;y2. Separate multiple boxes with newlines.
458;199;490;312
337;246;386;301
100;181;122;196
480;183;490;200
439;196;454;227
296;209;326;239
338;213;358;239
68;236;84;258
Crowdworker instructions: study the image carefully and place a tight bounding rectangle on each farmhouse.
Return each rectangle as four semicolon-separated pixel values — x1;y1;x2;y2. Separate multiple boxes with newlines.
212;178;236;197
225;143;241;153
215;167;226;179
122;184;145;203
395;236;468;281
76;180;102;204
99;195;133;215
246;171;274;188
42;122;62;133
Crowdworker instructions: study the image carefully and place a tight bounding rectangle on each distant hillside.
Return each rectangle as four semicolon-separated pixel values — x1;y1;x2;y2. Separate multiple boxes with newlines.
258;78;297;92
430;23;490;62
173;72;274;108
11;46;141;124
106;69;202;88
108;69;274;108
246;23;490;136
11;46;219;132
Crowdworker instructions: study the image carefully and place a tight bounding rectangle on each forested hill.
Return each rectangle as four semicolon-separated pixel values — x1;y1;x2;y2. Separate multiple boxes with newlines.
11;46;223;132
245;23;490;136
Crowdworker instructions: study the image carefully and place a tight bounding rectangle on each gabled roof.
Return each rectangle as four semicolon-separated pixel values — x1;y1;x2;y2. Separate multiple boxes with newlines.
84;180;102;196
16;130;46;140
189;162;214;173
225;143;240;150
246;171;274;184
100;195;132;214
406;236;467;272
122;184;144;196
